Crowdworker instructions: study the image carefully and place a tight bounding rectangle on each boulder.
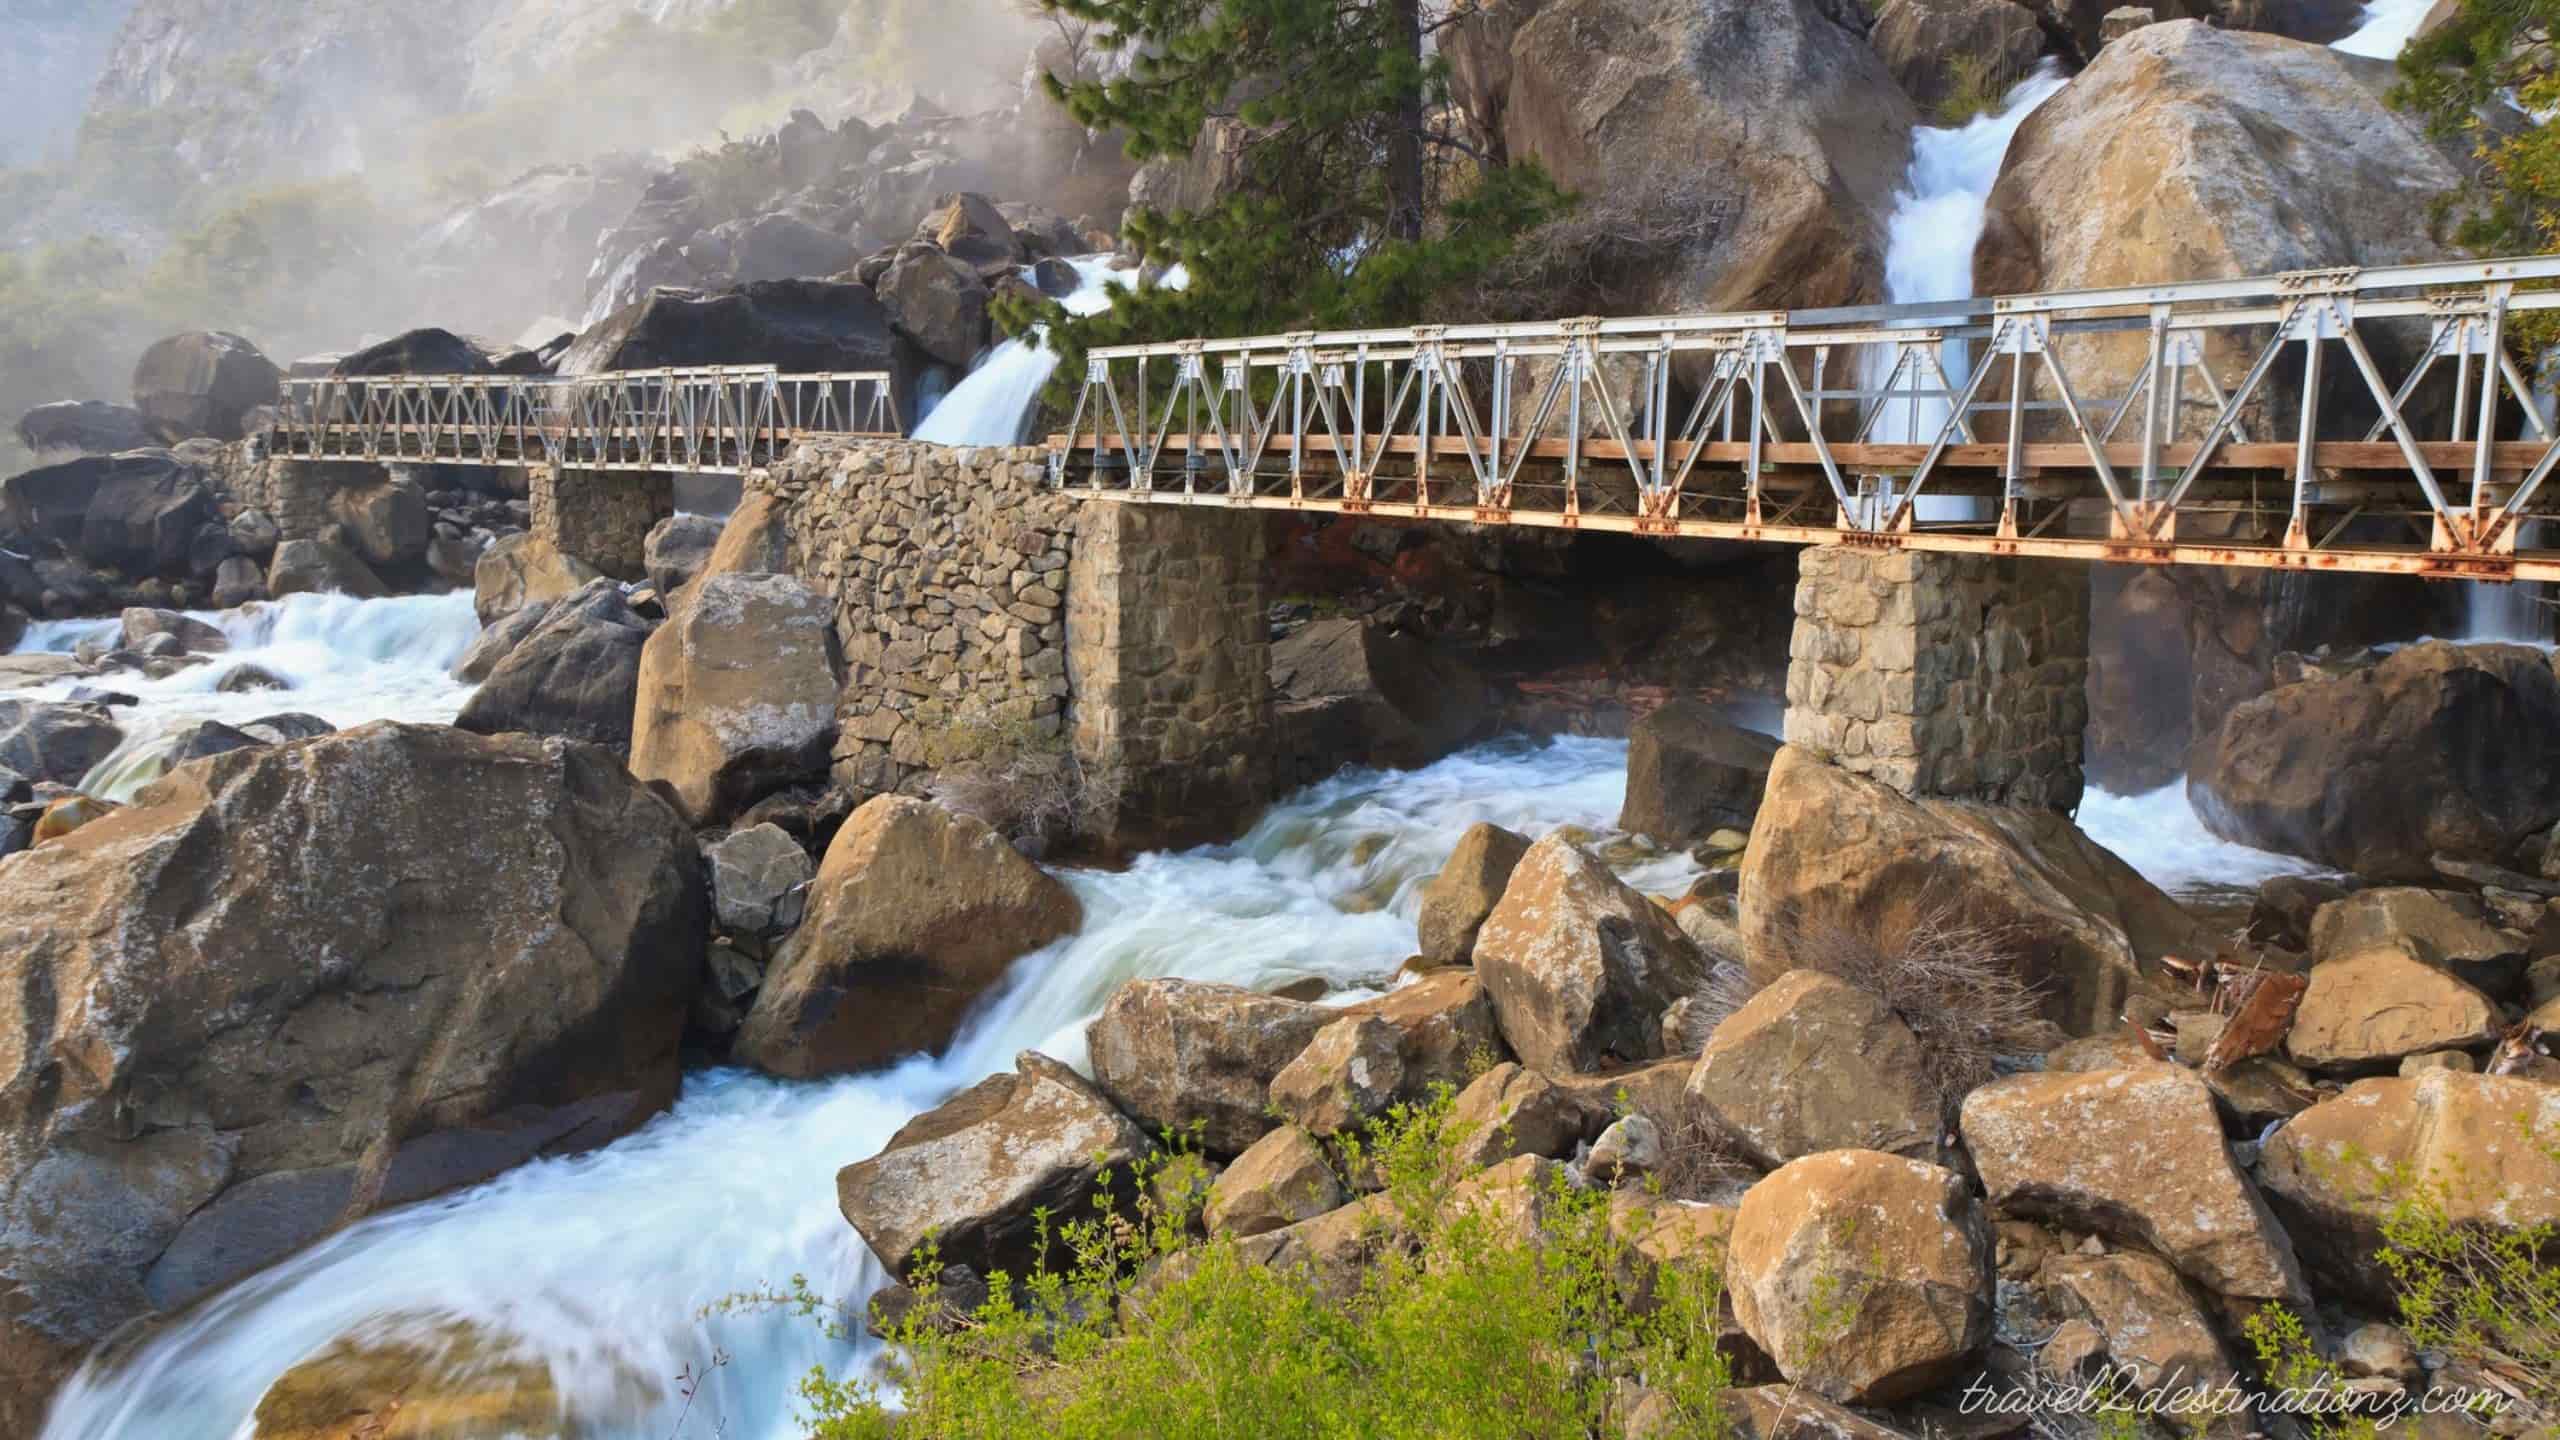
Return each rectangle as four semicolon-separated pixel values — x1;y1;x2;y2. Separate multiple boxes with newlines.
332;328;502;377
211;556;266;609
2286;948;2504;1070
239;713;334;746
1961;1066;2307;1305
737;797;1082;1078
452;595;558;683
1473;832;1705;1074
2309;886;2526;995
1618;699;1780;847
558;279;910;393
628;573;842;826
920;192;1024;273
2026;1250;2236;1396
1870;0;2051;113
1445;0;1913;322
1742;746;2205;1036
472;533;602;624
325;476;432;572
78;452;216;577
1978;22;2484;440
1085;979;1334;1154
1;455;110;549
453;579;652;753
1268;1015;1408;1137
2260;1071;2560;1306
0;724;703;1418
1445;1060;1612;1171
120;607;225;655
2192;642;2560;879
689;492;792;591
1338;966;1507;1091
0;699;122;787
879;245;993;367
644;513;722;596
1586;1113;1665;1187
1686;970;1941;1168
14;401;152;456
1414;821;1530;965
721;213;860;286
836;1051;1149;1281
248;1317;613;1440
131;331;281;443
1205;1125;1346;1238
167;720;265;765
266;538;387;599
705;823;815;941
1729;1150;1992;1404
1270;618;1490;773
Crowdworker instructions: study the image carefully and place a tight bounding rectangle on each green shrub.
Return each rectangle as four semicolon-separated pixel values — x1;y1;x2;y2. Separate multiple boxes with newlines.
765;1088;1737;1440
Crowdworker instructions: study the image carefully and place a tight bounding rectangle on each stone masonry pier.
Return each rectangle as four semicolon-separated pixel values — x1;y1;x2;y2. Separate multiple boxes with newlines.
1783;546;2089;812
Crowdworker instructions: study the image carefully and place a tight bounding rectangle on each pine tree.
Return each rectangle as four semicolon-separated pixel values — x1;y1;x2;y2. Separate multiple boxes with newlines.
1000;0;1566;386
2395;1;2560;256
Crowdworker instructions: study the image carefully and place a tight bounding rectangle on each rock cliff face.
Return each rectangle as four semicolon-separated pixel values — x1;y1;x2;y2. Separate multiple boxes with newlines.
0;0;139;167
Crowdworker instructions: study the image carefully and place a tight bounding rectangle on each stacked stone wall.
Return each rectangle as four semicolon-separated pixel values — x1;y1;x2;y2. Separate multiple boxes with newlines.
748;440;1076;797
532;465;670;580
1783;546;2088;811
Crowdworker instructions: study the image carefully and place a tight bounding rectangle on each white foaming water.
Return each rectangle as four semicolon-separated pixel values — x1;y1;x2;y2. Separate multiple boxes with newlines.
913;257;1130;446
1868;66;2068;455
2077;782;2322;898
37;735;1698;1440
10;592;484;800
2334;0;2437;58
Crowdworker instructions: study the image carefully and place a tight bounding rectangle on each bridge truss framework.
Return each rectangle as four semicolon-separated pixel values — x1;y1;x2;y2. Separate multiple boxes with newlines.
1044;255;2560;583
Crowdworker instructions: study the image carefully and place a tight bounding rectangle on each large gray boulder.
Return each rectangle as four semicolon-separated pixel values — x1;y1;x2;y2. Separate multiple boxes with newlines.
0;699;123;787
645;513;723;597
879;245;993;367
1618;699;1779;846
836;1051;1148;1281
131;331;281;443
74;452;216;578
14;401;152;457
454;579;653;753
0;724;703;1427
267;538;388;599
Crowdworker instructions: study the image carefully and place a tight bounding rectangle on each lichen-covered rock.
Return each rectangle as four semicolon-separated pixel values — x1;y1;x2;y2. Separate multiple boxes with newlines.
1685;969;1939;1168
2308;886;2525;993
1445;1061;1611;1171
644;513;722;596
737;797;1081;1078
1415;821;1530;965
836;1051;1148;1281
1473;832;1705;1073
2286;947;2504;1071
1960;1066;2307;1306
2025;1250;2236;1396
628;572;842;825
1205;1125;1345;1239
705;822;814;940
1729;1150;1992;1405
471;532;600;624
1339;967;1508;1091
453;578;652;753
1085;979;1332;1154
0;698;122;787
2259;1071;2560;1306
1268;1014;1407;1138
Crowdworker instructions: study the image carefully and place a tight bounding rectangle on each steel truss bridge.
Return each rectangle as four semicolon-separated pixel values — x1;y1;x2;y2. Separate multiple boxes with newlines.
1044;256;2560;583
261;366;899;475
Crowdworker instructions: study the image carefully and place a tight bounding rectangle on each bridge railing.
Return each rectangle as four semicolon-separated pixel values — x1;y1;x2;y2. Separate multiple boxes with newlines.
266;366;900;473
1047;255;2560;581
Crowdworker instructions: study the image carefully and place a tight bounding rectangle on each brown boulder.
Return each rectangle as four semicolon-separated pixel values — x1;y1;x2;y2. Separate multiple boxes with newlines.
1870;0;2050;115
2286;947;2503;1071
472;533;601;625
1685;970;1940;1168
1338;967;1508;1091
248;1316;627;1440
836;1051;1149;1281
879;245;991;368
687;492;793;594
2309;886;2525;994
1742;746;2204;1036
1446;0;1913;320
452;578;651;753
2259;1071;2560;1306
1205;1125;1346;1239
1085;979;1333;1154
736;797;1082;1078
2193;643;2560;881
627;572;843;826
1474;832;1705;1073
2028;1250;2236;1396
1268;1014;1407;1138
1445;1061;1612;1171
266;538;386;600
0;724;703;1429
1414;821;1529;965
1729;1150;1992;1405
1269;618;1490;773
1960;1066;2307;1305
1617;698;1780;847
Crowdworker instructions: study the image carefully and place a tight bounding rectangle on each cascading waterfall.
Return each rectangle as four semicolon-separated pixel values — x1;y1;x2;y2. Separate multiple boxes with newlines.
37;735;1703;1440
2333;0;2441;59
913;256;1132;445
1867;65;2068;526
9;591;484;800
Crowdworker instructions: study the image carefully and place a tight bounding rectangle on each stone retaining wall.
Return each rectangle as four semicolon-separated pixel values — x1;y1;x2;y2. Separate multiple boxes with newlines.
1783;546;2088;811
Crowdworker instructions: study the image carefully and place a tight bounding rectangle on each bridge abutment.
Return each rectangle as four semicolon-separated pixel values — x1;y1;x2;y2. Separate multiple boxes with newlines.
1783;545;2088;811
530;464;671;582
